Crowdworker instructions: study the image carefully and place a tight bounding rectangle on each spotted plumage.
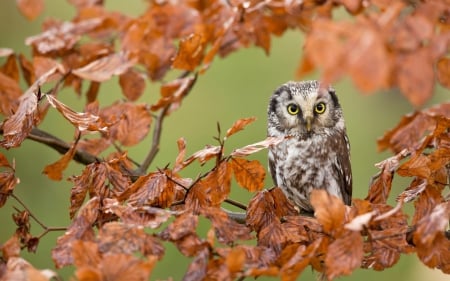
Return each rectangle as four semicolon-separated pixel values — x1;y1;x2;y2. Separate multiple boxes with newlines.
267;80;352;212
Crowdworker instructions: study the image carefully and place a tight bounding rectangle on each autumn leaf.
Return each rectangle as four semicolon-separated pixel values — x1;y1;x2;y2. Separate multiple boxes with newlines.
99;102;152;146
46;94;108;132
230;136;284;158
201;207;252;245
182;144;221;167
230;157;265;192
0;153;19;207
150;75;197;114
127;171;176;208
437;57;450;89
43;133;79;181
172;33;206;71
225;117;256;138
16;0;44;21
72;52;135;82
98;222;164;258
119;68;146;101
325;230;363;280
310;189;346;236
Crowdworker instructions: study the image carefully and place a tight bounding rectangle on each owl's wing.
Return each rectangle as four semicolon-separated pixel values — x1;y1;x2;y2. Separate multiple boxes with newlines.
335;133;352;205
268;150;278;187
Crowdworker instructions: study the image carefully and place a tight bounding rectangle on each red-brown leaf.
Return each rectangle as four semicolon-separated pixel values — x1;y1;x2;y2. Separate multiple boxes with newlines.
0;154;19;207
43;136;78;181
151;75;197;113
119;68;146;101
230;136;284;158
0;72;21;116
202;207;252;245
46;94;108;132
182;144;221;167
230;157;265;192
225;117;257;138
98;222;164;258
310;189;346;235
172;33;205;71
1;54;19;83
16;0;44;21
437;57;450;89
72;52;134;82
127;171;175;208
99;102;152;146
325;230;363;279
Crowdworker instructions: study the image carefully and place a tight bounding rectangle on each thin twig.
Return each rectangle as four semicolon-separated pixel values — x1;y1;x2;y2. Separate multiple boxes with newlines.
224;198;247;210
138;105;170;174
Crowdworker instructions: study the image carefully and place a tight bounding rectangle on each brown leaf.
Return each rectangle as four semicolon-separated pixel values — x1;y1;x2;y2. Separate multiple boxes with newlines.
230;157;265;192
1;54;19;83
98;222;164;258
172;33;205;71
0;92;37;149
437;57;450;89
77;137;111;155
72;240;101;269
99;102;152;146
33;56;64;82
366;150;407;204
72;52;135;82
230;136;284;158
151;75;197;113
42;135;78;181
278;239;322;281
183;248;209;281
26;19;103;54
325;230;363;279
173;137;187;173
103;198;171;229
46;94;108;132
310;189;346;235
127;171;175;208
2;257;58;281
0;72;22;116
119;68;146;101
414;202;450;246
396;48;434;106
397;153;431;178
225;117;256;138
1;234;21;260
18;54;35;85
202;207;252;245
182;144;221;167
415;232;450;273
52;197;99;268
16;0;44;21
0;153;19;207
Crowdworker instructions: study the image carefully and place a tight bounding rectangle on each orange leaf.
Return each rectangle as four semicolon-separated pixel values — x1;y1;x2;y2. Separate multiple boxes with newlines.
230;157;265;192
225;117;256;138
437;57;450;89
310;189;346;235
43;136;78;181
16;0;44;21
151;75;197;113
72;52;134;82
99;102;152;146
119;68;146;101
231;136;284;158
127;171;175;208
46;94;108;132
325;230;363;279
172;33;205;71
183;144;221;167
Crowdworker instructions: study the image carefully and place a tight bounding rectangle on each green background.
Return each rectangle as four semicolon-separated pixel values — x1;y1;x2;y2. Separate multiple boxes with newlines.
0;1;448;280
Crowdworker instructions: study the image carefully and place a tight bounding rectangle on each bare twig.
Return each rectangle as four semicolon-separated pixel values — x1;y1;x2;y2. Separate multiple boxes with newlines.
138;105;170;174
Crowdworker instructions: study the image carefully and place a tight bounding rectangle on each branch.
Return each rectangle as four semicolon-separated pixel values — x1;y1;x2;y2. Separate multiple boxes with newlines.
25;127;100;165
137;105;170;174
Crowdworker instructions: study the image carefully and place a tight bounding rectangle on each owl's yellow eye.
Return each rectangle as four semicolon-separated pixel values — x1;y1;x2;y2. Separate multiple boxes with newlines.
314;102;326;114
287;104;299;115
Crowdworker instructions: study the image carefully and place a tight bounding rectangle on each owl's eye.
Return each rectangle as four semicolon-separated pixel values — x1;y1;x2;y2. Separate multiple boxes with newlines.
314;102;326;114
287;104;299;115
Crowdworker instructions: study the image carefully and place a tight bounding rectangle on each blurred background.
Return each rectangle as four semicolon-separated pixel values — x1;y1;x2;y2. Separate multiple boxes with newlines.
0;1;448;280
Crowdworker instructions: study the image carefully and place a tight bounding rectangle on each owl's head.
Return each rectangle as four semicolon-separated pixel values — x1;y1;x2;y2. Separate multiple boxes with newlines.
267;80;345;137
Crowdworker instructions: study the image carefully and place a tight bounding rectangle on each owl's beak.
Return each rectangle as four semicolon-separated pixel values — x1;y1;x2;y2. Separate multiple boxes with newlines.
305;116;313;132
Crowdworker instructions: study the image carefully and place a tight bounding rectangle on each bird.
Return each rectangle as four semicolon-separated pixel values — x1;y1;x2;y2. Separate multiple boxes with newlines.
267;80;352;213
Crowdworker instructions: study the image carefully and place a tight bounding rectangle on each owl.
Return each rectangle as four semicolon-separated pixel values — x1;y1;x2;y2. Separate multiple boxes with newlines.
267;80;352;213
